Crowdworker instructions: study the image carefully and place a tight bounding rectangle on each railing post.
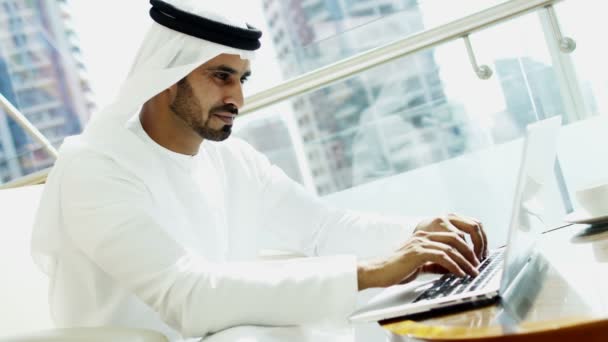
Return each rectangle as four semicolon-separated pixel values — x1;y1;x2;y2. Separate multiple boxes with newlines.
537;5;587;123
537;5;579;213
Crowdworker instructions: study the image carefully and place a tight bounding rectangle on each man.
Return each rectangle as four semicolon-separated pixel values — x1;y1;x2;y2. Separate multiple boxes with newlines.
32;0;488;341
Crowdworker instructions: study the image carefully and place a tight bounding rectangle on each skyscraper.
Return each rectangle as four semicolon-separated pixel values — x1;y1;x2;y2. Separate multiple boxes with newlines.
0;0;93;183
488;56;593;145
263;0;468;194
234;115;304;184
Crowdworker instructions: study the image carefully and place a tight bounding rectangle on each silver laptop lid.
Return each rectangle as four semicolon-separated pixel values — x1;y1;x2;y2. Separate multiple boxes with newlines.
499;116;562;294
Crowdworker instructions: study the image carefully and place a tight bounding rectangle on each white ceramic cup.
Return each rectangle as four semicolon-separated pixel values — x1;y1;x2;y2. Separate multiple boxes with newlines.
576;181;608;217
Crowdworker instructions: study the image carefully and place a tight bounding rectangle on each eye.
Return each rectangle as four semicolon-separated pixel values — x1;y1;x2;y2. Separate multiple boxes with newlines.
240;77;249;84
213;71;231;82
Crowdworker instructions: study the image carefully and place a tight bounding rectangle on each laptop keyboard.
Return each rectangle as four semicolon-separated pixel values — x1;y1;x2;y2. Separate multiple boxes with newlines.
413;249;504;303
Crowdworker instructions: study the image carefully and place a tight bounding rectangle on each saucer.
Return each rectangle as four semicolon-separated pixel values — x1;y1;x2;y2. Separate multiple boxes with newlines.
564;209;608;225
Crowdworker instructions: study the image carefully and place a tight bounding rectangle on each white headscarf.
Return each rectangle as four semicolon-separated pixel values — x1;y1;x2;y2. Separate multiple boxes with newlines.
87;0;257;131
32;0;258;276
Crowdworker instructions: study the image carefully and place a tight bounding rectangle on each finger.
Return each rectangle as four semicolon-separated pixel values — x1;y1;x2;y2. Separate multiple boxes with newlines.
455;214;489;259
424;249;466;277
478;222;489;258
453;212;482;225
448;216;486;260
420;262;449;274
424;241;479;277
425;232;480;266
443;227;467;242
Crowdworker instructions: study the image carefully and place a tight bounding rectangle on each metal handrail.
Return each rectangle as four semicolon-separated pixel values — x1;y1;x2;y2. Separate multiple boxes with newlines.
0;166;50;189
0;93;59;158
1;0;564;188
240;0;562;115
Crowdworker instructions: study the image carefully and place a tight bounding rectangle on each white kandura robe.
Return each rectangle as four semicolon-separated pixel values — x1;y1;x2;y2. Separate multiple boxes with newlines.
32;115;420;341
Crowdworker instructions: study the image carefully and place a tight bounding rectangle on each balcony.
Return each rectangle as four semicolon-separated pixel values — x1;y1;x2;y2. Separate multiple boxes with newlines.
7;60;52;73
0;25;38;39
0;7;36;22
22;100;63;114
12;77;56;92
4;40;46;56
34;116;67;131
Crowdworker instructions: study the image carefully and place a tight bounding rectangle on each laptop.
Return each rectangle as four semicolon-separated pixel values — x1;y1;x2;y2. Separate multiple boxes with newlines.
350;116;562;323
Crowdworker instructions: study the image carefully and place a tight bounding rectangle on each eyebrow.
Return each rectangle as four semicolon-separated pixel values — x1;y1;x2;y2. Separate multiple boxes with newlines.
208;65;252;79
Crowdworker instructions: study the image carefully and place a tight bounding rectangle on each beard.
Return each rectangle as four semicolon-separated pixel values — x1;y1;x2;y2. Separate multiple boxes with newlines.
169;79;234;141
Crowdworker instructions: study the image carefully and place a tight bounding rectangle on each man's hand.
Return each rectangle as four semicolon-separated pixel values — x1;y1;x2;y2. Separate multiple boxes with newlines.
357;214;488;291
414;214;488;260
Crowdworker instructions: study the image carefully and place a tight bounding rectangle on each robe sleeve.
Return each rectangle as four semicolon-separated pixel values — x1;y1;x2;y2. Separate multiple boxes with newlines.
233;140;423;258
59;155;357;338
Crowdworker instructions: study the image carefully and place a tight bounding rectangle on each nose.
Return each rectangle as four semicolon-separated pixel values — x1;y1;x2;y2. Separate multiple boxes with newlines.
223;82;244;109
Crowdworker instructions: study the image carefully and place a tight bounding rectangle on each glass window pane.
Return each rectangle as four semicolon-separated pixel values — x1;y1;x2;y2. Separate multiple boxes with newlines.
0;0;92;184
238;11;570;246
0;143;52;184
554;1;605;117
0;0;592;235
255;0;509;89
542;1;608;212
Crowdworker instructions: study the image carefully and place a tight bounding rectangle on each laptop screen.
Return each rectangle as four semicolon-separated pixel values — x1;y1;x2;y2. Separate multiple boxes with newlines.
499;117;562;294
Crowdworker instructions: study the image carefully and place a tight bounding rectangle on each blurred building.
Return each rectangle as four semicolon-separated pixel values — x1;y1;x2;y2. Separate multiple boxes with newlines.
234;115;304;185
263;0;470;194
492;57;566;143
0;0;93;182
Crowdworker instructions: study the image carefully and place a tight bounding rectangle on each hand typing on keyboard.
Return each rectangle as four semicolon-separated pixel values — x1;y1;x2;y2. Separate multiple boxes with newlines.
414;214;488;261
357;214;488;291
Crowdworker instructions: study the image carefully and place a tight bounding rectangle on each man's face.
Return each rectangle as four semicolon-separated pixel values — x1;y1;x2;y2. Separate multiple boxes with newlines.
170;54;251;141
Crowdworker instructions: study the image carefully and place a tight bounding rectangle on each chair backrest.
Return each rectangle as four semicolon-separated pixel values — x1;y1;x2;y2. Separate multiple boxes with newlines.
0;185;53;337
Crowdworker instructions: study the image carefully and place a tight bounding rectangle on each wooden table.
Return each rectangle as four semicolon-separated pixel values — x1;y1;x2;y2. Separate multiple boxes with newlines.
380;223;608;341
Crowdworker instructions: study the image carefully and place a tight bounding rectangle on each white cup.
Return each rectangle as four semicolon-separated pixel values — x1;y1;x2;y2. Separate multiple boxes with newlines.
576;181;608;217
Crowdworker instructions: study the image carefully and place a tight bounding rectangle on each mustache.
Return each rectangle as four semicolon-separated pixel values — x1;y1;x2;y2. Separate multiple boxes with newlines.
210;104;239;116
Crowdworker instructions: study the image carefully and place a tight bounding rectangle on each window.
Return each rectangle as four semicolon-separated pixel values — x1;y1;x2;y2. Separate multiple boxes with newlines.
379;4;394;15
4;0;601;235
12;34;27;47
404;76;422;91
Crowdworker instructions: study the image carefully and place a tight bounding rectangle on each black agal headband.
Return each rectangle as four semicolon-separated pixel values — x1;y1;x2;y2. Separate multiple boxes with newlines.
149;0;262;51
